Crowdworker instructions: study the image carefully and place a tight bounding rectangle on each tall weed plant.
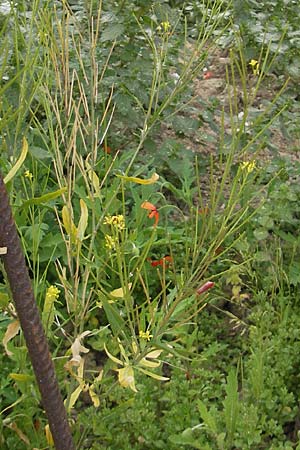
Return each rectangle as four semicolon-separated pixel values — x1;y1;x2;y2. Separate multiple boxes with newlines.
0;0;290;448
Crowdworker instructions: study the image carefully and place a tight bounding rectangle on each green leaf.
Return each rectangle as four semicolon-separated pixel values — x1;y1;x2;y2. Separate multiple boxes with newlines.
0;292;10;308
29;146;52;160
223;369;239;445
22;187;67;208
99;292;127;338
169;428;209;449
100;24;125;42
289;263;300;286
253;228;269;241
197;400;218;435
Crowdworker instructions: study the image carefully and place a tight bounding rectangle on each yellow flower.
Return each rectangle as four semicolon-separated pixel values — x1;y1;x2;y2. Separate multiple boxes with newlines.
104;215;125;231
45;285;60;301
240;160;256;173
161;21;170;32
24;170;33;181
249;59;260;76
139;330;153;341
105;234;117;250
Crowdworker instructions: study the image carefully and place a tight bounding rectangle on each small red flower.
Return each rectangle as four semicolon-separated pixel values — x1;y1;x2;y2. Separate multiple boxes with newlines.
196;281;214;295
149;255;173;267
203;71;213;80
102;144;112;154
141;201;159;227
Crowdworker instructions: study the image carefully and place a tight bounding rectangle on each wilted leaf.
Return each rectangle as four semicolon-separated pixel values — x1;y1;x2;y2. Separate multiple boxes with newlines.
104;344;122;365
110;283;132;298
45;424;54;447
86;161;101;197
3;320;20;356
89;384;100;408
4;137;28;184
62;206;77;243
145;349;163;359
116;172;159;184
67;385;84;412
77;199;88;241
138;348;163;368
65;330;91;368
139;357;161;368
138;367;169;381
117;365;137;392
42;290;58;329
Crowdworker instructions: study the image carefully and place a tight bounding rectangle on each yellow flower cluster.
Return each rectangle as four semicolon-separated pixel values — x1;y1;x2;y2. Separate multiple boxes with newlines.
46;285;60;301
241;160;256;173
24;170;33;181
161;21;170;32
105;234;117;250
104;215;125;231
249;59;260;76
157;20;171;34
139;330;153;341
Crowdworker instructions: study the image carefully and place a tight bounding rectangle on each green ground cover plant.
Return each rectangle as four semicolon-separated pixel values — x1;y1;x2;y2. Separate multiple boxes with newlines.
1;0;300;449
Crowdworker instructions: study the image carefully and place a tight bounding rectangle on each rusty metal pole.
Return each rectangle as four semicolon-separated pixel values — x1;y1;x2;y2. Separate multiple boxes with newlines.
0;172;75;450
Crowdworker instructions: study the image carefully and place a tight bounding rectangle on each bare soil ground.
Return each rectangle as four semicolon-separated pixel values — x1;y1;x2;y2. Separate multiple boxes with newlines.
161;46;300;161
156;46;300;204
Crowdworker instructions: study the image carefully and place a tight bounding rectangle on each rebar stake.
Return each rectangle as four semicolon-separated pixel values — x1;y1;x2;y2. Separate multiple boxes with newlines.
0;172;75;450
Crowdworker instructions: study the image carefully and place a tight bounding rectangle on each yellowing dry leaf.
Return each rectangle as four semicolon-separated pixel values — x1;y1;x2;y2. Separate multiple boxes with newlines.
45;424;54;446
116;172;159;185
3;320;20;356
66;384;84;412
145;349;163;359
104;344;122;365
132;340;138;354
85;157;101;198
138;367;169;381
139;358;161;368
117;366;137;392
4;137;28;184
137;347;163;370
89;385;100;408
77;199;88;241
110;283;132;298
65;330;91;368
62;206;77;243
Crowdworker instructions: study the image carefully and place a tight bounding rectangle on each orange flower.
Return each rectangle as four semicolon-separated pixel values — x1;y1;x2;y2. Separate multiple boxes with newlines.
103;144;112;154
149;256;173;267
141;201;159;227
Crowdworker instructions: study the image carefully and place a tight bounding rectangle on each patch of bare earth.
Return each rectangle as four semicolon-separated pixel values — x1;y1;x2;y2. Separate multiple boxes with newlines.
156;46;300;205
